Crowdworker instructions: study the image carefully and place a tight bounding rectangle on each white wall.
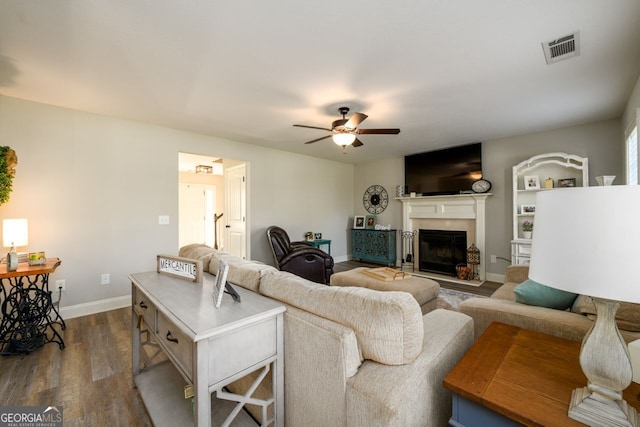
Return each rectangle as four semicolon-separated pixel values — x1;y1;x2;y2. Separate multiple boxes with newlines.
0;95;353;312
354;119;622;278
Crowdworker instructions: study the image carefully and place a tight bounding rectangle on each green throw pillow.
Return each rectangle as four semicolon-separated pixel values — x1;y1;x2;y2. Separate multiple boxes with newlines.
513;279;578;310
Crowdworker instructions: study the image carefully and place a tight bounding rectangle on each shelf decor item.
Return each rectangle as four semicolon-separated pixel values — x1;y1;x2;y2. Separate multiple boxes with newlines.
524;175;540;190
522;221;533;239
353;216;365;229
521;205;536;214
558;178;577;187
595;175;616;186
544;177;555;188
529;186;640;427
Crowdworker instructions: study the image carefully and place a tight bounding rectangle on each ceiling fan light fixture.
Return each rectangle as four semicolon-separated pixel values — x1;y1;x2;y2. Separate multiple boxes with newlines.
332;133;356;146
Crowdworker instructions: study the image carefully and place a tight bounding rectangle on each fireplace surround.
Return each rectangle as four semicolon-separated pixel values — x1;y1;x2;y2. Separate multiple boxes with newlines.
399;194;490;281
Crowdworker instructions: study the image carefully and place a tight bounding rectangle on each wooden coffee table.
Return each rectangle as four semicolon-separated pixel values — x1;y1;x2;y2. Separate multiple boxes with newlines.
444;322;640;426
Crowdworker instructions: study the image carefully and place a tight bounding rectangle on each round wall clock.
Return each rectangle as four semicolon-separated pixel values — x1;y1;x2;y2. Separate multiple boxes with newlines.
363;185;389;214
471;178;492;193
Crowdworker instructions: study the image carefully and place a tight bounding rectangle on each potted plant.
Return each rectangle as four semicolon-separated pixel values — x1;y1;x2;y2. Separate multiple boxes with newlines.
305;231;314;241
522;221;533;239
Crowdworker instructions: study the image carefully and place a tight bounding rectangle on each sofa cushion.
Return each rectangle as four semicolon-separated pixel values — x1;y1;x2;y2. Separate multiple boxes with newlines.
208;252;276;293
513;279;578;310
260;270;424;365
178;243;216;272
572;295;640;332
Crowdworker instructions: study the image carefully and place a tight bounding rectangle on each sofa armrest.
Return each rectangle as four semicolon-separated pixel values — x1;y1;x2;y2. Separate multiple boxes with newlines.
280;305;362;427
346;310;474;427
459;297;593;342
504;264;529;284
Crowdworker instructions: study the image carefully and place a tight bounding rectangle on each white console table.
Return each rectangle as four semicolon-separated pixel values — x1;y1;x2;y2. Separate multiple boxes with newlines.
130;271;285;427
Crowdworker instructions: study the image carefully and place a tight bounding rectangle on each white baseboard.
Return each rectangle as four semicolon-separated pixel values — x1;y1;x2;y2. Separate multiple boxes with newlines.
333;255;349;263
59;295;131;320
486;272;505;284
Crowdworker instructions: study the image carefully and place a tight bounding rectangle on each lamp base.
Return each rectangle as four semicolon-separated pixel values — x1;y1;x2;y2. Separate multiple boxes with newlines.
569;384;639;426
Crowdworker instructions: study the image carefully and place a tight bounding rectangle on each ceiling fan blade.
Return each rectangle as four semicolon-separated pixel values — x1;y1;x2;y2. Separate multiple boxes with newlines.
345;112;368;129
293;124;333;132
352;138;364;147
304;135;332;144
356;128;401;135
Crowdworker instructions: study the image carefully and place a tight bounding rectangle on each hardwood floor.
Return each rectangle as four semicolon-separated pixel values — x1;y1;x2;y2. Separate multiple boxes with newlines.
0;308;153;426
0;262;501;425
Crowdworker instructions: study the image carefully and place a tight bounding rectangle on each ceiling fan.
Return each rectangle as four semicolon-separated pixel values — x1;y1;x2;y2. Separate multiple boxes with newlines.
293;107;400;151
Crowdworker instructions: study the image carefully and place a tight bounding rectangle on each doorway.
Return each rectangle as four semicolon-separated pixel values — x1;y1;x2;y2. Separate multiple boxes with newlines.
178;153;248;258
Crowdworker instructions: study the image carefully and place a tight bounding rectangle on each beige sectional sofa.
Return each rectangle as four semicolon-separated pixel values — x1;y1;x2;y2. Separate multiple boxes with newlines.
460;264;640;343
179;244;474;427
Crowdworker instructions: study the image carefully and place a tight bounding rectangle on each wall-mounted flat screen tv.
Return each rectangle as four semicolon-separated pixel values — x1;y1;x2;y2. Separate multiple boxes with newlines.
404;142;482;196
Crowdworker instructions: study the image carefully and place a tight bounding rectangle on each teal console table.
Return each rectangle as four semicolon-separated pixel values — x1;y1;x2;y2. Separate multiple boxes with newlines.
351;229;396;267
309;239;331;255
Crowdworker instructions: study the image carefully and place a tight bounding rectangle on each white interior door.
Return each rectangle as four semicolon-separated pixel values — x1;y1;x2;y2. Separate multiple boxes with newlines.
224;164;247;259
179;183;216;248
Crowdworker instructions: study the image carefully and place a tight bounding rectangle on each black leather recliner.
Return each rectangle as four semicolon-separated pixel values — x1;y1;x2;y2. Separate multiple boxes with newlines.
266;226;334;284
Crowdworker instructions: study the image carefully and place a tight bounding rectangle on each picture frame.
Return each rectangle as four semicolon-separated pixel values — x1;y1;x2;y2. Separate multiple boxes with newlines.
354;215;365;229
314;233;322;240
558;178;576;187
524;175;540;190
212;259;230;308
521;204;536;214
365;215;377;229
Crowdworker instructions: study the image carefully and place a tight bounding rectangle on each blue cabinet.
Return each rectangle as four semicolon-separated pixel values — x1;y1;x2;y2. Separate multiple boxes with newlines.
351;229;396;267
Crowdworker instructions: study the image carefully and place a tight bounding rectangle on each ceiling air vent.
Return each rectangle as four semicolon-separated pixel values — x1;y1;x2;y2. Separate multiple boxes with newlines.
542;32;580;64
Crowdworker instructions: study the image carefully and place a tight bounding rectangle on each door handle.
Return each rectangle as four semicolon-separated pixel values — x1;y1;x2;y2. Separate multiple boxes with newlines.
225;225;231;228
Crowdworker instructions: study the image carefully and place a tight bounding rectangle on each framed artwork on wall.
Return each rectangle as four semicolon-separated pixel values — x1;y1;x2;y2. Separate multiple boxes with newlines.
354;215;365;229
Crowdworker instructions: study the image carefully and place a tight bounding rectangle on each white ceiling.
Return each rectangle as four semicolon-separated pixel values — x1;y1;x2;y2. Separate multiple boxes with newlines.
1;1;639;164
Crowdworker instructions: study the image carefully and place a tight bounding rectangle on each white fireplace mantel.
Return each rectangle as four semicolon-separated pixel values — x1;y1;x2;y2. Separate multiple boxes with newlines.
398;194;491;281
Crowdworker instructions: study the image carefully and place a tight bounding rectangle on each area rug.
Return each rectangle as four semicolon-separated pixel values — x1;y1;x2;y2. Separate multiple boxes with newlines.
437;288;486;311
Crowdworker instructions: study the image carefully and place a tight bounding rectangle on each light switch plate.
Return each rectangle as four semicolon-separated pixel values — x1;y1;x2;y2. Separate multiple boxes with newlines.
158;215;170;225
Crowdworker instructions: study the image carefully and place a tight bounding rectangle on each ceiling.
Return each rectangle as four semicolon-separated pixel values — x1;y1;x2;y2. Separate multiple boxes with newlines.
1;1;639;164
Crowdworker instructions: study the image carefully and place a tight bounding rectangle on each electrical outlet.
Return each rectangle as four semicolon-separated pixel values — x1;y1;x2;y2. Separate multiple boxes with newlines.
101;273;110;285
158;215;170;225
490;255;497;264
55;279;66;291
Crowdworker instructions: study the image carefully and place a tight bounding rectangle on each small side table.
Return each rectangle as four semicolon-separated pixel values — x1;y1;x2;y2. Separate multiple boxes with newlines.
309;239;331;255
0;258;65;354
444;322;640;426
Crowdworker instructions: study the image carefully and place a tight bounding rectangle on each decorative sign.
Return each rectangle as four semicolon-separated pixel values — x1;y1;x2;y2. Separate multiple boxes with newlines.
157;255;203;283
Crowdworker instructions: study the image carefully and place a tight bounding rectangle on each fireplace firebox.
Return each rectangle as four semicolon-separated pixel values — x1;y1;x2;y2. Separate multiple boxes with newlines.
419;229;467;276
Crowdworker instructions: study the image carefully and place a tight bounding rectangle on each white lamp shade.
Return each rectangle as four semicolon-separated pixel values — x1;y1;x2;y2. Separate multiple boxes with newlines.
332;133;356;146
3;218;28;248
529;186;640;303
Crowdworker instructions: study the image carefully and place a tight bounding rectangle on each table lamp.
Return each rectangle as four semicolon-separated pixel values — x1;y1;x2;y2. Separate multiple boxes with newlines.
3;218;28;271
529;186;640;426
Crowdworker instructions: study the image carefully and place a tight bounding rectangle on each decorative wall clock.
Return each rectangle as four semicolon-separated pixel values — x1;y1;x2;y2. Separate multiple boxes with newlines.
363;185;389;214
471;178;492;193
